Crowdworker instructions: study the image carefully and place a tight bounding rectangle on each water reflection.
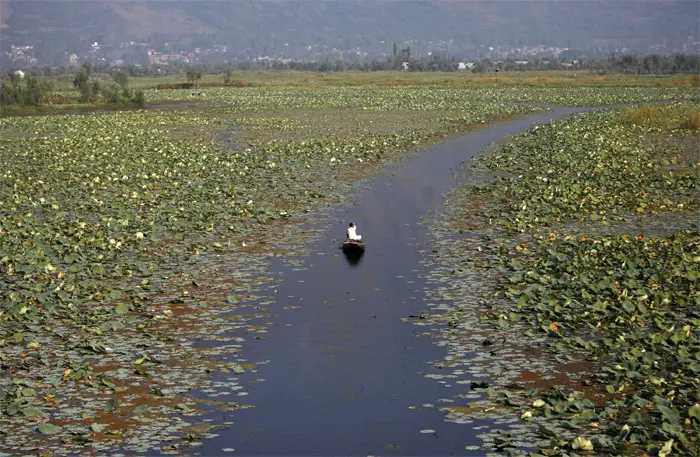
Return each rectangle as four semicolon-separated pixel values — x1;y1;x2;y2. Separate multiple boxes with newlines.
341;243;365;267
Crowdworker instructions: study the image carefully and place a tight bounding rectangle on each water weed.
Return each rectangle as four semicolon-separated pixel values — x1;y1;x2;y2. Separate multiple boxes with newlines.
0;90;538;454
419;103;699;455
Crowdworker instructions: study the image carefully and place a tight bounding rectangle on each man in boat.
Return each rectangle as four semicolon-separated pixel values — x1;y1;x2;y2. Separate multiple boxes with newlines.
346;222;362;243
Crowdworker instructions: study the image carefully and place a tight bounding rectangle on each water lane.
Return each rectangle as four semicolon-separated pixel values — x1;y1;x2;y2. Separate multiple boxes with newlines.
197;107;591;456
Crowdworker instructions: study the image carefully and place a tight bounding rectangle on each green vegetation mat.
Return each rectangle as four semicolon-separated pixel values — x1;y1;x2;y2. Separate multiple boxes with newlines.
145;85;698;108
2;82;697;455
0;88;538;454
419;102;699;456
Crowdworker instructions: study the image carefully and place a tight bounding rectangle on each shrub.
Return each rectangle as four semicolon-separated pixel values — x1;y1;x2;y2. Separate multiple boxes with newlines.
99;80;122;103
0;81;20;104
201;80;245;87
0;77;54;106
156;83;194;89
132;89;146;107
679;111;700;130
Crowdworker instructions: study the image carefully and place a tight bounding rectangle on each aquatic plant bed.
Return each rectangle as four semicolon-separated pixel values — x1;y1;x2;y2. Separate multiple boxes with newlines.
0;93;540;455
146;85;698;109
416;103;699;456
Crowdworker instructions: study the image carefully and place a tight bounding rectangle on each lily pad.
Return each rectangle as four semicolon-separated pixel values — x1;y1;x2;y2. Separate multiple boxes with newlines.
38;423;62;434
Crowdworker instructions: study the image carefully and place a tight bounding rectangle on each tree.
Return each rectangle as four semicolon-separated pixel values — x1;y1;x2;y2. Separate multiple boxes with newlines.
73;62;92;89
77;78;97;102
186;67;202;85
132;89;146;107
333;60;346;72
100;80;121;103
223;68;233;83
0;76;53;106
396;46;411;66
9;72;22;88
0;81;19;105
318;60;332;72
23;77;42;105
111;69;129;87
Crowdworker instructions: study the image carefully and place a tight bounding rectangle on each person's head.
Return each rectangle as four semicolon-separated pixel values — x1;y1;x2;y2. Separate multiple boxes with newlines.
349;222;355;227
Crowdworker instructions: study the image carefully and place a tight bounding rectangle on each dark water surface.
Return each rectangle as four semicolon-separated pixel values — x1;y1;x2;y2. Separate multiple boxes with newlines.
193;107;592;456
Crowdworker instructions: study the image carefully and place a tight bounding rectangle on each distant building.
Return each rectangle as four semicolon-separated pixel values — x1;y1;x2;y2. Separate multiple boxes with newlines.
401;61;409;71
150;53;190;65
6;44;37;65
458;62;475;71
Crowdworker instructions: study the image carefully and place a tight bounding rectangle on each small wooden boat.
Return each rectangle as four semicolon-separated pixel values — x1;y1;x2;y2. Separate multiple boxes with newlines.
342;240;365;254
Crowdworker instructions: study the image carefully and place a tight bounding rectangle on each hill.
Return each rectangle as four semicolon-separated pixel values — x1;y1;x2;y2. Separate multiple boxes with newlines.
1;0;698;65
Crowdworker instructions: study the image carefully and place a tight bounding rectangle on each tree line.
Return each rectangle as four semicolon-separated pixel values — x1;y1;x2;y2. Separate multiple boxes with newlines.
0;72;55;106
71;62;145;105
1;53;697;108
1;62;146;107
2;53;698;79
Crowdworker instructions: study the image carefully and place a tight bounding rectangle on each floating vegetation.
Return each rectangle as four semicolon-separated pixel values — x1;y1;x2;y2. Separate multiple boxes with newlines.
4;82;695;455
417;102;699;455
0;88;541;454
146;85;698;109
477;103;699;232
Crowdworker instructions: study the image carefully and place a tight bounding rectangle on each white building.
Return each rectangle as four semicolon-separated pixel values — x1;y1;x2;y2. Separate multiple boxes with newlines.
458;62;475;71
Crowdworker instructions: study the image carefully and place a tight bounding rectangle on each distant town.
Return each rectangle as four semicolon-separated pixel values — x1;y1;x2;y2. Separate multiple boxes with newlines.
3;36;699;69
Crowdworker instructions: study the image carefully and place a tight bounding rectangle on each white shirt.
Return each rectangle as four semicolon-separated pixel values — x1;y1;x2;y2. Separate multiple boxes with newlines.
347;226;361;241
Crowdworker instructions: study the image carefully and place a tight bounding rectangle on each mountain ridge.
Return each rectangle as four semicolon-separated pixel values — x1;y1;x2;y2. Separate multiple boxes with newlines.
1;0;698;64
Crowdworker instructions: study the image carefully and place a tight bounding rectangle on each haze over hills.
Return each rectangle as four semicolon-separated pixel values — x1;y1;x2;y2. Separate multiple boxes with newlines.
1;0;698;66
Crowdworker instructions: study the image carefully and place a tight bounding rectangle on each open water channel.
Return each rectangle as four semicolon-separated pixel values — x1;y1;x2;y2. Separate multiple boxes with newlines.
182;107;595;456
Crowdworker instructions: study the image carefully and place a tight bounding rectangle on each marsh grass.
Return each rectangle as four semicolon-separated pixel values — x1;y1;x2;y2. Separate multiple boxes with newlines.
673;74;700;87
619;103;700;130
679;111;700;129
619;104;669;127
